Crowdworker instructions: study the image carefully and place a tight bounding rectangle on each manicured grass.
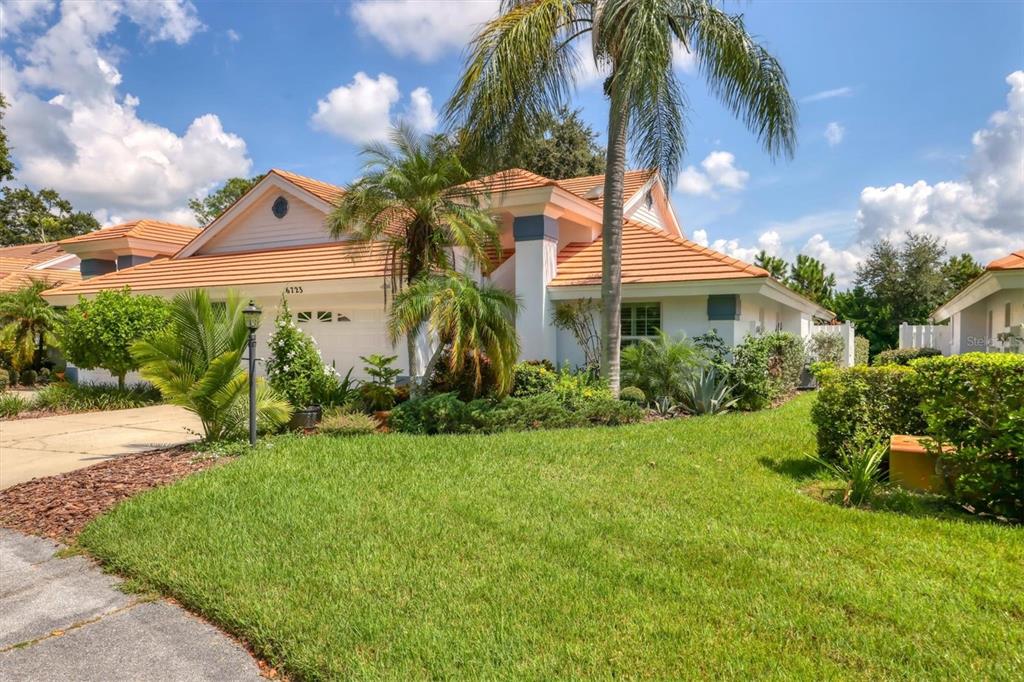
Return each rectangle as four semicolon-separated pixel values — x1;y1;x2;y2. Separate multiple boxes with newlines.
80;394;1023;680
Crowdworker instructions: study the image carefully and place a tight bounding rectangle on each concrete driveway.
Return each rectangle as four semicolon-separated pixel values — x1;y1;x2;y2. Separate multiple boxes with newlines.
0;405;201;489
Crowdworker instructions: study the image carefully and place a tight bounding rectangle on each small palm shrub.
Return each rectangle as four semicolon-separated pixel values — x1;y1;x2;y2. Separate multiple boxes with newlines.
0;393;27;418
809;435;888;507
678;368;738;415
132;290;291;441
319;411;379;436
621;331;703;402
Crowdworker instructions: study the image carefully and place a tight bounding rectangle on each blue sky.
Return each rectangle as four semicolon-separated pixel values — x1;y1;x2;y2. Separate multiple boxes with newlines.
2;0;1022;285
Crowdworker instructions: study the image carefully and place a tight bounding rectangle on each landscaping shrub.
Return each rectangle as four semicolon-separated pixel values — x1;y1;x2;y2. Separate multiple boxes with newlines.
0;371;8;392
388;392;484;434
807;331;845;367
0;393;27;418
619;386;646;405
872;347;941;366
914;353;1024;521
32;382;162;412
18;368;37;386
578;395;644;425
266;300;340;408
811;365;926;461
809;432;888;507
732;332;805;410
677;367;738;415
550;367;610;410
854;336;869;366
358;354;399;411
7;368;17;387
37;367;51;384
318;411;379;436
510;361;556;397
621;331;702;402
694;328;730;371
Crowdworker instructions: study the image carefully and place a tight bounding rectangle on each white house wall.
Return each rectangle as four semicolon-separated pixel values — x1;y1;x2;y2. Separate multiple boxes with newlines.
198;188;335;255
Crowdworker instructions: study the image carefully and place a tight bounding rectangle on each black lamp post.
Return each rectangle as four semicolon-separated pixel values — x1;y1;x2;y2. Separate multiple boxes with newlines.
242;300;262;445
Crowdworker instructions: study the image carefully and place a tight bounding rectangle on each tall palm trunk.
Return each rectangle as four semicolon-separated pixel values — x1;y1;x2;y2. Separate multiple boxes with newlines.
600;85;629;396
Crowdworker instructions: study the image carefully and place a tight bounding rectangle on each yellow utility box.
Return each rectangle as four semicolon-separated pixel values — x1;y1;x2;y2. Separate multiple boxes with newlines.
889;435;949;494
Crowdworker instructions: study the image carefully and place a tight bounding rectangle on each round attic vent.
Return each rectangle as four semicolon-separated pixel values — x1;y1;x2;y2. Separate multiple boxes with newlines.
272;196;289;219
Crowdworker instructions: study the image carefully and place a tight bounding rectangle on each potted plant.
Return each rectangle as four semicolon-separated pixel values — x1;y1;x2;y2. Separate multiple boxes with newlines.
358;354;400;422
266;300;339;429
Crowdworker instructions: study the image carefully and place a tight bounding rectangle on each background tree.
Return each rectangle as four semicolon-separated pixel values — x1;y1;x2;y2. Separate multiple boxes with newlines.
448;0;797;394
61;289;170;389
189;174;266;226
0;94;14;183
754;250;788;281
0;187;99;245
474;106;605;179
0;280;61;371
389;272;520;397
328;124;500;377
942;253;984;298
787;254;836;308
132;289;291;441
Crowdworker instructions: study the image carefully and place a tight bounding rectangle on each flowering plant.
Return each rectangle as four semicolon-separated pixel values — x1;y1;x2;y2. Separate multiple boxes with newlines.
266;299;338;408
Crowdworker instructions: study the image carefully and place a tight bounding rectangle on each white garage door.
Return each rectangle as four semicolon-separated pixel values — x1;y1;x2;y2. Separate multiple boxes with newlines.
293;306;397;379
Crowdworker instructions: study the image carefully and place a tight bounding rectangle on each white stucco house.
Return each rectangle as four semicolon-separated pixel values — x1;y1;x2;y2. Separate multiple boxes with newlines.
924;249;1024;354
44;167;832;381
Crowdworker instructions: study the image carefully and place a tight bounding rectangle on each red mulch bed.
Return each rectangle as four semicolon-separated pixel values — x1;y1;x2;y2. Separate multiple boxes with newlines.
0;448;229;541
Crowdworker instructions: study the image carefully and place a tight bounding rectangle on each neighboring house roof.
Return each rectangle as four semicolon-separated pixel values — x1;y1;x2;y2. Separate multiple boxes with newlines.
43;240;390;298
0;241;67;262
986;249;1024;271
551;220;769;287
59;220;200;247
0;241;81;292
269;168;346;205
472;168;654;208
0;267;82;293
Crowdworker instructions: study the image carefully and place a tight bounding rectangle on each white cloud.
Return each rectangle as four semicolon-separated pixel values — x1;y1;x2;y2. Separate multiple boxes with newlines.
311;72;400;144
824;121;845;147
676;151;749;196
802;86;854;103
226;28;240;42
350;0;498;62
690;71;1024;288
3;0;250;225
0;0;55;38
406;87;438;133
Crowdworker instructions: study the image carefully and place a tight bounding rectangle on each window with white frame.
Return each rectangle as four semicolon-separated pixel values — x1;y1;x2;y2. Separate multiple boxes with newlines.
621;303;661;346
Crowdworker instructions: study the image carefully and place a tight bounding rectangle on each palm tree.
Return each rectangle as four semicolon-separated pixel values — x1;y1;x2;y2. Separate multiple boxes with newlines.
327;123;502;378
446;0;797;394
132;289;291;441
0;280;61;371
388;272;521;397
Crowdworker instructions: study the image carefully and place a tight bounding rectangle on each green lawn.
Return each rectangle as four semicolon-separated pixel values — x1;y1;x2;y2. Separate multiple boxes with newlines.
80;394;1023;680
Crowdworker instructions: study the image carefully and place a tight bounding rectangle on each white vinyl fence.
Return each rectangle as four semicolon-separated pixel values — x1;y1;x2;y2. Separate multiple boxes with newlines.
899;323;950;354
811;322;856;367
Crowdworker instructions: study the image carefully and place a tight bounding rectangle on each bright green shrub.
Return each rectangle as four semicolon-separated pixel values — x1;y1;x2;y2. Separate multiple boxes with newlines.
914;353;1023;521
854;336;869;366
579;396;644;425
266;301;339;408
732;332;805;410
484;393;585;432
550;368;610;410
811;365;926;461
0;393;27;418
511;361;556;397
19;368;36;386
620;331;702;402
318;411;379;436
872;347;941;366
619;386;646;405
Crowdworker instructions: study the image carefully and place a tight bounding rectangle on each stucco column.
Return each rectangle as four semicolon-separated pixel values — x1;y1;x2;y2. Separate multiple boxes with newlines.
513;214;558;362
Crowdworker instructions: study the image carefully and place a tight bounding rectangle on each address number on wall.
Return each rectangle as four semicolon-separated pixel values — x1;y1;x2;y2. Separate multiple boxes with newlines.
283;286;304;294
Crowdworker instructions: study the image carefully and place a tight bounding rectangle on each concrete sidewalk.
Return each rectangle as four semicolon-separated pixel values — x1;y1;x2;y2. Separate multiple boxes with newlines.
0;529;261;681
1;405;202;489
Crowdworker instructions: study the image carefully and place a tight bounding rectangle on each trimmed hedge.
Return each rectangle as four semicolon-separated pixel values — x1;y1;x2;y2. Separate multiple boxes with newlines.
811;365;926;461
872;347;941;366
914;353;1023;521
733;332;805;410
854;336;869;366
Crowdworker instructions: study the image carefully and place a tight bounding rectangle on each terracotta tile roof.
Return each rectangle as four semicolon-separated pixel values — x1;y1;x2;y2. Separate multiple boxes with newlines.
551;220;768;287
270;169;345;205
0;241;66;263
987;249;1024;271
43;240;390;298
0;267;82;293
60;220;200;246
470;168;655;208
